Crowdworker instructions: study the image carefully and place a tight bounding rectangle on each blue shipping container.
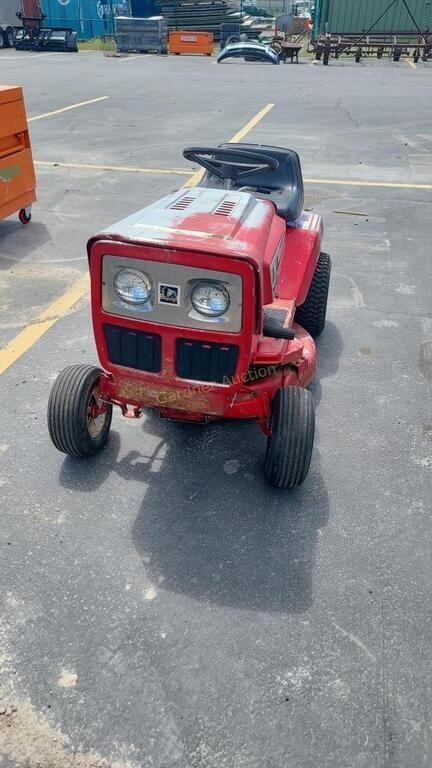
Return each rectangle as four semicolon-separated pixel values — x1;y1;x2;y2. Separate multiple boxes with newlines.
130;0;158;16
41;0;131;40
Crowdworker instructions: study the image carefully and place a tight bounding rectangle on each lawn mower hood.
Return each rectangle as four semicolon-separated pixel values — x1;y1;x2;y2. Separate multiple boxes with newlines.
87;186;286;306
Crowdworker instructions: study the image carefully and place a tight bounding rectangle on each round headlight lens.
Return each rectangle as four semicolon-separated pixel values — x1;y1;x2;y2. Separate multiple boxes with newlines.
191;280;230;317
113;268;152;305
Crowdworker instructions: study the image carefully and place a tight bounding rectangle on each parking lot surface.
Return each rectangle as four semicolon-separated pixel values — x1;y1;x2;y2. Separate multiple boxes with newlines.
0;51;431;768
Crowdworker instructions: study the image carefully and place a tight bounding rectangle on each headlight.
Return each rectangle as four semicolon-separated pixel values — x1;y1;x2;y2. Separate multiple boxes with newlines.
190;280;230;317
113;268;152;305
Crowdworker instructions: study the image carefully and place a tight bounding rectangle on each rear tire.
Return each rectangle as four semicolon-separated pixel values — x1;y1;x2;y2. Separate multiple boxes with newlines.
48;365;112;457
294;252;331;338
264;387;315;489
0;32;5;49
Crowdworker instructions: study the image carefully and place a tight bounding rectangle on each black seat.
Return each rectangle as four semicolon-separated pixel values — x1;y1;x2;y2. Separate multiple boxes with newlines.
199;142;304;222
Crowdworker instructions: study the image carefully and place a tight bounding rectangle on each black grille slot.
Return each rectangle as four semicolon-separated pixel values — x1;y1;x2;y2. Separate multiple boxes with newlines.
104;324;161;373
176;339;238;384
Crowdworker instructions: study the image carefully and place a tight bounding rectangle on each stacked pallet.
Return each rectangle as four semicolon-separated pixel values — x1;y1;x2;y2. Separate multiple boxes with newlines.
116;16;168;52
155;0;272;40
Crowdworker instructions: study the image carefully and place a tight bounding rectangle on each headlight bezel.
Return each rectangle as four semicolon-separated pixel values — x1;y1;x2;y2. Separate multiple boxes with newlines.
113;267;153;307
190;279;231;318
102;255;243;333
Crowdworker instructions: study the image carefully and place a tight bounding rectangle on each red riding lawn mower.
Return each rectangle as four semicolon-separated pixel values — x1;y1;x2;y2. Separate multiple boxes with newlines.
48;145;331;489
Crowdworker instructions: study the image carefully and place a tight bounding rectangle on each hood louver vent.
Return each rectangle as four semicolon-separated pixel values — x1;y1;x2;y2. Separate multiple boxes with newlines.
170;195;196;211
213;199;237;217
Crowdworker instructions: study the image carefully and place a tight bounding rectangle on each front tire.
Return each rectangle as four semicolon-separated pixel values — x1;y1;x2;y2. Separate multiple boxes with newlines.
294;252;331;338
264;387;315;489
48;365;112;457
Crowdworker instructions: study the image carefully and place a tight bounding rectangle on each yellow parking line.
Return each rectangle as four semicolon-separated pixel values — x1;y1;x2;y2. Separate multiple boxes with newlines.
304;177;432;190
184;102;274;188
228;103;274;142
36;159;432;190
1;52;66;60
28;52;65;58
35;160;193;177
4;95;428;378
118;55;147;62
28;96;108;122
0;104;274;376
0;273;88;377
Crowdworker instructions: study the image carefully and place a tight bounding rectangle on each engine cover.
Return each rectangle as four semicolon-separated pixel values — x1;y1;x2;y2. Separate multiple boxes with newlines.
88;186;278;270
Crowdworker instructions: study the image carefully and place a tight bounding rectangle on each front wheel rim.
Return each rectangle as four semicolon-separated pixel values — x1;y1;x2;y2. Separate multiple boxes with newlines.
86;389;109;438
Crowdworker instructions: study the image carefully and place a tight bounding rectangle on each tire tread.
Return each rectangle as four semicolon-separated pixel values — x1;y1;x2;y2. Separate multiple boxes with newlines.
295;252;331;338
47;365;112;457
264;387;315;489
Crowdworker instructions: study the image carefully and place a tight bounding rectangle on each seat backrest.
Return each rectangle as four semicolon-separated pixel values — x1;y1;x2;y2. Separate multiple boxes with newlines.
220;142;303;191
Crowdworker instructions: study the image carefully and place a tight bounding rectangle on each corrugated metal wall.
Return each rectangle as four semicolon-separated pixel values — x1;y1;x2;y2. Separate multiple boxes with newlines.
41;0;130;39
0;0;21;26
314;0;432;36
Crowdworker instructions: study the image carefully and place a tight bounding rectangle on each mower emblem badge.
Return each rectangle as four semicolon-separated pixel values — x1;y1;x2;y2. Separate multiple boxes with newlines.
158;283;180;306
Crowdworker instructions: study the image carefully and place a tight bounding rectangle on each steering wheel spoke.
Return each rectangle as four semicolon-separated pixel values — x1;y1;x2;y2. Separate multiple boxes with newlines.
183;146;279;185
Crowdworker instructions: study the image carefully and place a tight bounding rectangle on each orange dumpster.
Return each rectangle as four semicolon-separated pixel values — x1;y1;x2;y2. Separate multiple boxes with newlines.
0;85;36;225
169;31;213;56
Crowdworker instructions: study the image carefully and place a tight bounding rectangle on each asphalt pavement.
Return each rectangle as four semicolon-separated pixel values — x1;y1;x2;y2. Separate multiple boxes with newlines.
0;50;431;768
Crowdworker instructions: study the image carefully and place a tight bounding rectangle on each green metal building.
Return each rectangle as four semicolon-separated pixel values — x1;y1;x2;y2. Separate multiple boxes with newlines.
313;0;432;37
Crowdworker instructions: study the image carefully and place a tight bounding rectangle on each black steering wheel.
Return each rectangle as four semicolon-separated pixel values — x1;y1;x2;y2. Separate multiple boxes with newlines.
183;146;279;183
